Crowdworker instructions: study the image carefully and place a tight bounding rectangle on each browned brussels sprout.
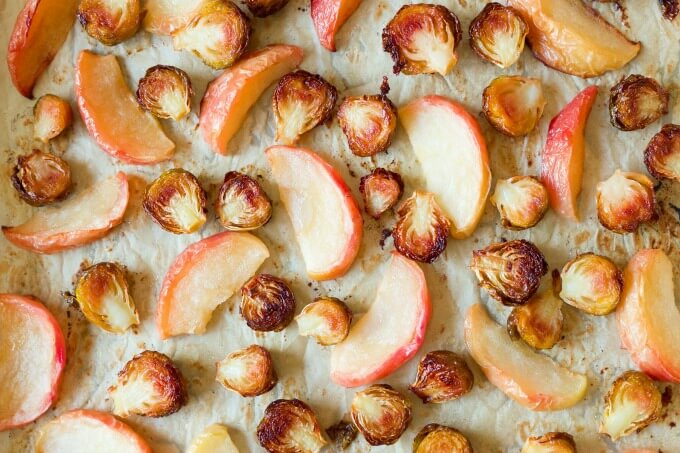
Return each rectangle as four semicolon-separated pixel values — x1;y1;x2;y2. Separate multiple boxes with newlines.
609;75;669;131
393;191;451;263
11;150;71;206
596;170;656;234
215;171;272;231
351;384;411;446
240;274;295;332
644;124;680;182
137;65;193;121
522;432;576;453
337;95;397;157
482;76;545;137
359;168;404;219
413;424;473;453
34;94;72;142
243;0;289;17
560;253;622;315
409;350;474;404
78;0;142;46
215;344;277;397
469;2;527;68
257;399;327;452
490;176;549;230
295;297;352;346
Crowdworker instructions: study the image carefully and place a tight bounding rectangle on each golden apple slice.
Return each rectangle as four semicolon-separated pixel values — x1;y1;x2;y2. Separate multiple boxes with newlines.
465;304;588;411
75;51;175;165
143;0;209;35
399;95;491;238
3;172;129;254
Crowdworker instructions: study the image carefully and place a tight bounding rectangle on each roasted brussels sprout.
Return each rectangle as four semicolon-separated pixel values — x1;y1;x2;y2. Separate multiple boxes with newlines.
337;95;397;157
351;384;411;446
243;0;289;17
359;168;404;219
215;344;277;397
295;297;352;346
257;399;327;453
136;65;193;121
272;70;337;145
143;168;208;234
11;150;71;206
215;171;272;231
409;350;474;404
393;191;451;263
240;274;295;332
470;240;548;306
108;350;187;418
522;432;576;453
596;170;656;234
33;94;73;143
469;2;527;68
599;371;662;440
413;424;473;453
609;75;669;131
73;262;139;334
382;4;462;76
482;76;546;137
644;124;680;182
490;176;549;230
78;0;142;46
172;0;251;70
560;253;622;315
326;420;358;450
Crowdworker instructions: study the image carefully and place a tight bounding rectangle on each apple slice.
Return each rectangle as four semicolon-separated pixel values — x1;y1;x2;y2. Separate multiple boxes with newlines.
143;0;208;35
311;0;363;51
7;0;78;98
188;424;240;453
75;51;175;165
199;45;303;155
540;86;597;220
330;252;430;387
0;295;65;431
157;231;269;339
508;0;640;78
3;172;129;254
399;95;491;239
35;409;151;453
266;146;362;280
617;249;680;383
465;304;588;411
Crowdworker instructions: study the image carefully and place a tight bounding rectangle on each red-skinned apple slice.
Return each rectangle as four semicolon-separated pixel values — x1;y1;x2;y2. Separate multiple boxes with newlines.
199;45;304;155
3;172;129;254
617;249;680;383
266;146;362;281
76;51;175;165
157;231;269;339
540;86;597;220
35;409;151;453
311;0;363;51
399;95;491;239
330;252;430;387
143;0;209;35
465;304;588;411
0;294;65;431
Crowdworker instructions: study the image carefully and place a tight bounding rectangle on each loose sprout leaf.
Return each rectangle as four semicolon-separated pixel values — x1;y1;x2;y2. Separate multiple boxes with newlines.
644;124;680;182
216;345;277;397
359;168;403;218
482;76;545;137
295;297;352;346
596;170;656;234
257;399;327;453
609;75;669;131
137;65;193;121
11;150;71;207
78;0;142;45
409;350;474;403
240;274;295;332
469;2;527;68
351;385;412;446
413;424;473;453
34;94;73;142
490;176;548;229
393;191;451;263
215;171;272;231
337;95;397;157
326;420;358;450
560;253;622;315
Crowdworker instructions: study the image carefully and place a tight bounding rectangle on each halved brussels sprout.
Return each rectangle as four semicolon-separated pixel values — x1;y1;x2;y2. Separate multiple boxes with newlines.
490;176;549;230
644;124;680;182
469;2;527;68
522;432;576;453
272;70;337;145
172;0;251;70
409;350;474;404
215;171;272;231
560;253;622;315
73;262;139;334
661;0;680;21
243;0;289;17
359;168;404;219
240;274;295;332
413;424;473;453
470;240;548;306
295;297;352;346
351;384;411;446
108;350;187;418
599;371;662;440
382;4;462;76
609;75;669;131
596;170;656;234
143;168;208;234
136;65;193;121
34;94;73;143
11;150;71;206
326;420;358;450
337;95;397;157
215;344;277;397
78;0;142;46
393;191;451;263
257;399;327;453
482;76;546;137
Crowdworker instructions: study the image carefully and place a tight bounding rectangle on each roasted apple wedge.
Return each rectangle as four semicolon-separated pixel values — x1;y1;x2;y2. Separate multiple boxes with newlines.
143;0;209;35
266;146;362;280
188;424;240;453
0;294;65;431
399;95;491;238
75;51;175;165
465;304;588;411
157;231;269;338
3;172;129;254
311;0;363;51
331;252;430;387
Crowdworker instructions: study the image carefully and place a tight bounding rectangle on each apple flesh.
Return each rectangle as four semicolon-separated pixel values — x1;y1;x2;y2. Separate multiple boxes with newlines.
617;249;680;383
143;0;208;35
3;172;129;254
187;424;239;453
266;146;363;280
540;86;597;220
311;0;363;51
330;252;430;387
465;304;588;411
199;45;303;155
157;231;269;339
399;95;491;239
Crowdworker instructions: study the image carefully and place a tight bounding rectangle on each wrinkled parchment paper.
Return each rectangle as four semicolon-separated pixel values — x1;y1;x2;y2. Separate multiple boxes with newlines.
1;0;680;451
